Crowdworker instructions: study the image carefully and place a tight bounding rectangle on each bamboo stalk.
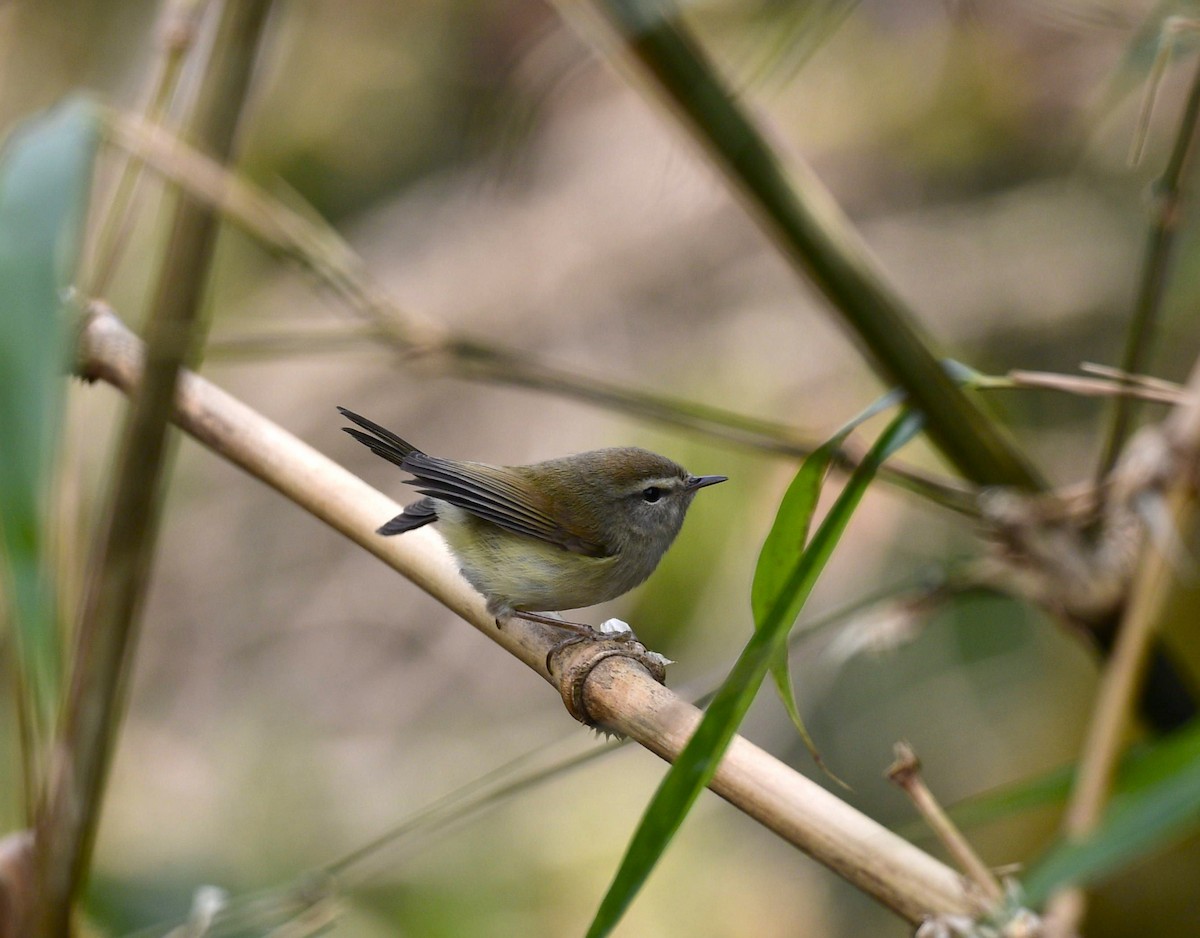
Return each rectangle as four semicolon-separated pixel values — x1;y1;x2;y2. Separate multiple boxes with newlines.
571;0;1043;491
32;2;273;932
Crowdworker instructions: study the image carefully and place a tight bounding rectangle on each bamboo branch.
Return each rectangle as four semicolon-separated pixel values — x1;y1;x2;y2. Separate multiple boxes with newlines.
888;742;1004;907
75;303;978;925
1005;369;1189;405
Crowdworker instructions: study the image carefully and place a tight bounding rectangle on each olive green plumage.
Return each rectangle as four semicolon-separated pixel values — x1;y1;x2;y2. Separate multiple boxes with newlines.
339;407;726;617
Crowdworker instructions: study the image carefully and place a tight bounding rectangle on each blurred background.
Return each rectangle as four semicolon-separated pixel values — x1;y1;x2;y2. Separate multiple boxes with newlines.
3;0;1200;935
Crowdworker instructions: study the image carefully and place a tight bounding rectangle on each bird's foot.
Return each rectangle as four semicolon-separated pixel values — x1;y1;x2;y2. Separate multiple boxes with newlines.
509;611;636;670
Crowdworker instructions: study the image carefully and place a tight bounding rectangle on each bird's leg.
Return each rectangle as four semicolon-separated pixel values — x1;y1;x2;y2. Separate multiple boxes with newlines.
512;610;633;640
513;609;590;633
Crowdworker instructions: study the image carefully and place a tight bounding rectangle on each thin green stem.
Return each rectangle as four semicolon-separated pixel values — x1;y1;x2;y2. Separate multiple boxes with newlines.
445;339;980;514
1096;56;1200;481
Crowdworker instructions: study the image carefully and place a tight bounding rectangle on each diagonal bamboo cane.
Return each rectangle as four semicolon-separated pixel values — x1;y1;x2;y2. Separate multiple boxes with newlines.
75;302;981;925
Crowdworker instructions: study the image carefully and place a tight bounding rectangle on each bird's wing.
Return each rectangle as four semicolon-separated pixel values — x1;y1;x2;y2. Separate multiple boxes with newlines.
405;453;610;557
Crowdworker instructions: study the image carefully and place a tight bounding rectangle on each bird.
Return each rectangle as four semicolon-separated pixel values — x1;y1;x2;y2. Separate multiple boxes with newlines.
338;406;726;643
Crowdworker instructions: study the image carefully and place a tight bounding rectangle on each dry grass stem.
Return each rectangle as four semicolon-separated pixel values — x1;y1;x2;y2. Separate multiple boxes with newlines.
887;742;1004;910
76;303;977;925
1006;370;1189;405
105;109;451;350
1079;363;1188;396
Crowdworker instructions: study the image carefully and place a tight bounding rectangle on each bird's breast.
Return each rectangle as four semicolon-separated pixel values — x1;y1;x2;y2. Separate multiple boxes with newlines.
434;502;659;612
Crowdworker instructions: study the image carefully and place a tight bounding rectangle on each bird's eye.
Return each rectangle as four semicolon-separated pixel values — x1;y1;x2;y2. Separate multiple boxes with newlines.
642;486;663;503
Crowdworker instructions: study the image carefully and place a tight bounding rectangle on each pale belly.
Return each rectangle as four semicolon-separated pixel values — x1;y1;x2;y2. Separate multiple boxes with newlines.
435;503;650;615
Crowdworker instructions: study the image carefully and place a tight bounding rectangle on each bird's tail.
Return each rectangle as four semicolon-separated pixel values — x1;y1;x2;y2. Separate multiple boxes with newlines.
338;406;421;470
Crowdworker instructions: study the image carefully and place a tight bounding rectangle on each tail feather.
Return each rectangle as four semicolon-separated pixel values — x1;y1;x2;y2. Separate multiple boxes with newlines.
378;497;437;535
338;406;421;469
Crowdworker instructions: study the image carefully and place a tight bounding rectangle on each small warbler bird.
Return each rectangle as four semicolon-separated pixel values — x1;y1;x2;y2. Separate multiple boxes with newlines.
338;407;726;639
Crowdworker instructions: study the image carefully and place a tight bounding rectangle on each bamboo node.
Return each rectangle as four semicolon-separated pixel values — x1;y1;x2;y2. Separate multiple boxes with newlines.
553;638;667;728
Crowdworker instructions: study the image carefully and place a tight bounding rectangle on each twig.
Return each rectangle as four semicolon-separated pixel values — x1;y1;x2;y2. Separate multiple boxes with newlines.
74;303;978;924
1041;519;1178;932
1079;362;1188;395
1005;369;1189;405
32;2;273;932
887;742;1003;910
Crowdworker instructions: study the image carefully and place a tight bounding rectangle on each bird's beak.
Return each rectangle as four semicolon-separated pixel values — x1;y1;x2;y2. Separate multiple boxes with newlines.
686;474;728;492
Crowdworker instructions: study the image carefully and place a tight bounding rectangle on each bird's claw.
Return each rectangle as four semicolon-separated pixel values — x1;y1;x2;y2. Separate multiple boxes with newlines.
543;625;634;671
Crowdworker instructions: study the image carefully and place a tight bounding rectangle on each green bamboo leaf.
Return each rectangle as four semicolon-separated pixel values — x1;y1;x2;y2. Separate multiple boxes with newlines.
584;410;922;938
750;446;833;628
1022;722;1200;904
749;396;917;775
753;442;835;774
0;97;99;740
749;385;910;625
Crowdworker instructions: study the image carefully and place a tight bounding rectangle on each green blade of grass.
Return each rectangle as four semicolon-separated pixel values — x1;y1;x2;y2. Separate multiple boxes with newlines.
752;388;910;619
749;389;910;772
0;97;100;766
584;409;923;938
752;441;831;759
1022;720;1200;904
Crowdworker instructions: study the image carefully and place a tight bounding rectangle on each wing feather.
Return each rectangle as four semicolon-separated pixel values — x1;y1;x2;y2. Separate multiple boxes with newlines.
339;407;608;556
404;454;608;557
